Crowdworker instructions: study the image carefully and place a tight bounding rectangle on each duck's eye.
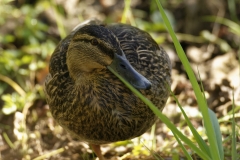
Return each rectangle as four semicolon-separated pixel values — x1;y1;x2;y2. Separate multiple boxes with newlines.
90;39;99;46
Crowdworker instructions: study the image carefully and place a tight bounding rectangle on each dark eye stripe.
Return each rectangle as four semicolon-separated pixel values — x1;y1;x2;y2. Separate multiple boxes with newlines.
96;43;114;59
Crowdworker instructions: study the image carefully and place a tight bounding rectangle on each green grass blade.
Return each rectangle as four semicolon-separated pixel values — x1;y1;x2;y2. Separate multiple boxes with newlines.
231;91;237;160
197;69;224;160
121;0;136;26
3;132;14;149
107;67;211;160
170;89;211;156
172;132;193;160
208;109;224;159
150;123;157;150
121;0;131;23
203;16;240;36
227;0;238;22
0;74;26;97
154;0;222;159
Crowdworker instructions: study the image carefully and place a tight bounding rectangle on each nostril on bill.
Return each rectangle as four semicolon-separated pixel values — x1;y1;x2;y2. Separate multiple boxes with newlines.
120;64;127;69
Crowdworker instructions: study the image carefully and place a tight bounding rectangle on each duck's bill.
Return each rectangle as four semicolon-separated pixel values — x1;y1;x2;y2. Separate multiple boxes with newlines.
107;53;151;90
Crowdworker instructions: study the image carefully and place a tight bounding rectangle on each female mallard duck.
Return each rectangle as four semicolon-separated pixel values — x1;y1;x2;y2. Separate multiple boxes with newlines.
44;19;171;159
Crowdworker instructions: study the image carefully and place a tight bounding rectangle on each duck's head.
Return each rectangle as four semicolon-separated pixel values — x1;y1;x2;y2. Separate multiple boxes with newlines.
67;24;151;90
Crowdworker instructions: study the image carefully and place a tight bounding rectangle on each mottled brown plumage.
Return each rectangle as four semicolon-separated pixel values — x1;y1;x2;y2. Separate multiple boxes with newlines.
44;20;171;159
